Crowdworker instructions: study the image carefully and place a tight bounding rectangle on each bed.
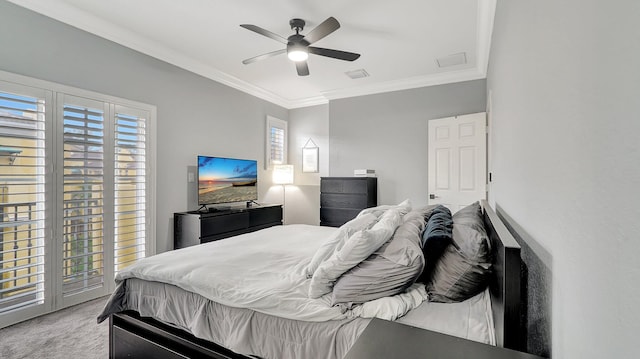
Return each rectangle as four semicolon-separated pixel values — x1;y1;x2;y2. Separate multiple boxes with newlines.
98;200;522;359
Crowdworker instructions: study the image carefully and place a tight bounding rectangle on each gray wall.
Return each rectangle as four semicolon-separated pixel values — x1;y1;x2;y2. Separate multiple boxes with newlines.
0;1;486;248
0;1;288;253
286;104;330;225
488;0;640;358
328;80;486;206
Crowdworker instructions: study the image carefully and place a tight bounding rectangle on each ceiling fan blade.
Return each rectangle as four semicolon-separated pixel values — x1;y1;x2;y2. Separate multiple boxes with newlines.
240;24;288;44
296;61;310;76
303;17;340;44
309;47;360;61
242;49;287;65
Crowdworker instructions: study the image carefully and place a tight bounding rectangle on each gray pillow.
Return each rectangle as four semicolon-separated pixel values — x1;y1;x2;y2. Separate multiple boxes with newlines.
309;206;408;299
330;209;427;306
426;202;493;303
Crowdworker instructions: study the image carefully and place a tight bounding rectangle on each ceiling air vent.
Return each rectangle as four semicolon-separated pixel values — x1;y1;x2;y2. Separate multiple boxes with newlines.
436;52;467;68
345;69;370;79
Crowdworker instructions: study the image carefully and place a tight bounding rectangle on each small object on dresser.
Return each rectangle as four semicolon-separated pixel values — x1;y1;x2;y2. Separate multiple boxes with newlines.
353;169;376;177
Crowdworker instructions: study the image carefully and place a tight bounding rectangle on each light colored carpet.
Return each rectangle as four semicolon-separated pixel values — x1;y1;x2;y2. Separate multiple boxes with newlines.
0;296;109;359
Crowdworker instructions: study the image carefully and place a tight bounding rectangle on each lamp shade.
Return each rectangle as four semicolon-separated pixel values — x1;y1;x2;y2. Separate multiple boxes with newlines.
273;164;294;185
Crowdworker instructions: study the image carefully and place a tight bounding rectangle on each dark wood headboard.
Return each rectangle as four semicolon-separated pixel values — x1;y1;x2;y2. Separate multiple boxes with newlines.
496;204;552;358
481;200;522;351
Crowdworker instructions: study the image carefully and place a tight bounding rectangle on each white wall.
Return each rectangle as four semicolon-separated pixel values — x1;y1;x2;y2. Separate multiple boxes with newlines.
488;0;640;358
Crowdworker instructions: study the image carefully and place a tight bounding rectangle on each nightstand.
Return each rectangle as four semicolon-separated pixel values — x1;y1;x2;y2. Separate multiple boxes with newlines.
345;318;545;359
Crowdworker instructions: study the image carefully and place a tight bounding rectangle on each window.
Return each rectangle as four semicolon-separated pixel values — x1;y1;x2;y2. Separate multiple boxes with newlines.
265;116;287;169
113;107;148;274
0;71;155;327
61;96;106;298
0;88;47;316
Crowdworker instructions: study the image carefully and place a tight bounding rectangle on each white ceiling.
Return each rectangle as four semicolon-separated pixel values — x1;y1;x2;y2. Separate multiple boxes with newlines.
8;0;496;109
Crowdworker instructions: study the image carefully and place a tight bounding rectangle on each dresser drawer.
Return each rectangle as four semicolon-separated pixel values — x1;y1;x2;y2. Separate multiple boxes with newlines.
249;205;282;227
200;212;249;238
320;208;361;227
321;193;369;209
320;178;370;194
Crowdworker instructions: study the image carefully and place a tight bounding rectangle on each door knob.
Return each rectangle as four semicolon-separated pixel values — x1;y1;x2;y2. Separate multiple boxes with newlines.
429;194;438;199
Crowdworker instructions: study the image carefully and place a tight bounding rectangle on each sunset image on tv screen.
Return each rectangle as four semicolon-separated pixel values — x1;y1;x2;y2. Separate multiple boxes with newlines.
198;156;257;205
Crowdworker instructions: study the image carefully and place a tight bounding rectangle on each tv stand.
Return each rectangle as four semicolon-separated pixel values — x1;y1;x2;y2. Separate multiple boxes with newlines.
197;205;233;213
207;206;231;213
174;204;283;249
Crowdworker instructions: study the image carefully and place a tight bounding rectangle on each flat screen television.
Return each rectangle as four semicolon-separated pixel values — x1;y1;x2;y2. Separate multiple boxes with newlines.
197;155;258;206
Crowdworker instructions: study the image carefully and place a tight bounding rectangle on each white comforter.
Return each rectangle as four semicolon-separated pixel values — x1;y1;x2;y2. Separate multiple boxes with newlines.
116;224;427;322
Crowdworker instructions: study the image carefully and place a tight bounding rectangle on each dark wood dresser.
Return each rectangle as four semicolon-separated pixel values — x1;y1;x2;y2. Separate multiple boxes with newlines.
173;204;282;249
320;177;377;227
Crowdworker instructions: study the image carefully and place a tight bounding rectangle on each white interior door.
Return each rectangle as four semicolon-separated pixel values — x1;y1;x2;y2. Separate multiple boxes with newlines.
428;112;487;212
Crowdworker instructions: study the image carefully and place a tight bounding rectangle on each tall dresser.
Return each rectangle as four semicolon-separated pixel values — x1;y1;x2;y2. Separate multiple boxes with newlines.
320;177;377;227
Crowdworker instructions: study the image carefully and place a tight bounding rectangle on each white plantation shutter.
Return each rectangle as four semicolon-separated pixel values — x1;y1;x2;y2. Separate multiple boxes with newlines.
266;116;287;168
0;86;48;315
271;127;284;164
0;71;155;329
61;97;106;297
113;106;147;273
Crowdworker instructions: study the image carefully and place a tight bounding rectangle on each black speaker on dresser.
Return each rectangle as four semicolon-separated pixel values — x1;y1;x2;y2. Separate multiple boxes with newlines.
320;177;377;227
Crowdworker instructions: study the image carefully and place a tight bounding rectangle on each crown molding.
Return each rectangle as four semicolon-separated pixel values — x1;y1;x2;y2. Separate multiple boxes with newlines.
286;96;329;109
321;68;485;101
477;0;497;76
8;0;495;110
7;0;298;108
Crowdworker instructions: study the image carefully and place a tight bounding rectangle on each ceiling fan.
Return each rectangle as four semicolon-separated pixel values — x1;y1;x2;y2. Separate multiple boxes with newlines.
240;17;360;76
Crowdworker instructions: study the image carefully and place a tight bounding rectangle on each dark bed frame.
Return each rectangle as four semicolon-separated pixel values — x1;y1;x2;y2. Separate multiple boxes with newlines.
108;200;522;359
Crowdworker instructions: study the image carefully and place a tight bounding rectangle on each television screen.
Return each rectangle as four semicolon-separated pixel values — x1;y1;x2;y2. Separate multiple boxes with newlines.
197;156;258;205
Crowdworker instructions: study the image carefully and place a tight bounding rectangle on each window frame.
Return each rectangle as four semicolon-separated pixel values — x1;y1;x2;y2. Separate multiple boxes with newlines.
265;115;288;169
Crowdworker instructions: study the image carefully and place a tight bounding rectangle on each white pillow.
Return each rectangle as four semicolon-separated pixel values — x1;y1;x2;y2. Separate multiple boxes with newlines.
303;213;379;278
356;199;412;219
308;204;410;299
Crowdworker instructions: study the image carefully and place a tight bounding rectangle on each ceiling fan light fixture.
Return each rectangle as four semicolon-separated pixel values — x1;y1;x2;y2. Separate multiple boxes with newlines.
287;50;308;62
287;44;308;62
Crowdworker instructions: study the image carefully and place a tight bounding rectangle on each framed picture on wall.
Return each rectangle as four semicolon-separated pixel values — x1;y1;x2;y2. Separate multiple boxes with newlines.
302;140;319;173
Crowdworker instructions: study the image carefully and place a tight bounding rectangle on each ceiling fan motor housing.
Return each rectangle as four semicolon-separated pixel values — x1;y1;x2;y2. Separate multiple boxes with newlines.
288;19;310;59
289;18;305;32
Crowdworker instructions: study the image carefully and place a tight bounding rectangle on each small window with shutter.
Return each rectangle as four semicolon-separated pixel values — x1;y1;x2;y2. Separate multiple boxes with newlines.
265;116;287;169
